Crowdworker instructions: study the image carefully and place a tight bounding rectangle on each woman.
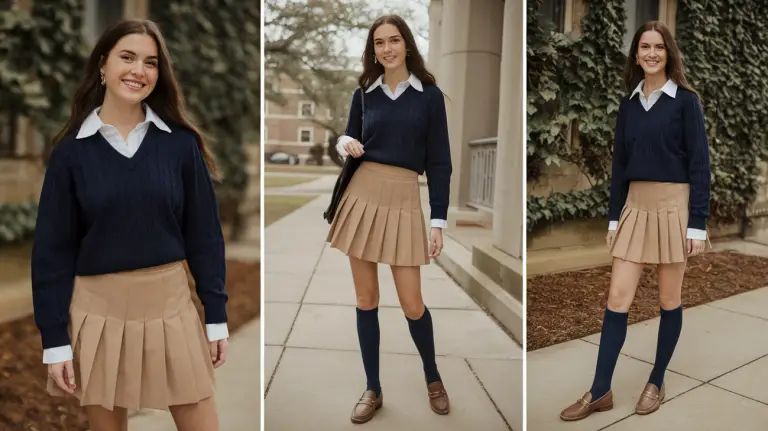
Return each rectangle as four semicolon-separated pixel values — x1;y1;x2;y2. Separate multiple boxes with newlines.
560;21;710;421
32;19;229;431
326;14;453;424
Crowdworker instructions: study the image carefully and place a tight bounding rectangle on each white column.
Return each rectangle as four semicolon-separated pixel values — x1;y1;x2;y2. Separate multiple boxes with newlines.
428;0;443;77
492;0;524;258
438;0;504;209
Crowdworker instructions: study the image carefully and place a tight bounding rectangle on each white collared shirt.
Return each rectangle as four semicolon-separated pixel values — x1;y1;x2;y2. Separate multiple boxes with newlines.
630;78;678;111
43;106;229;364
335;74;447;229
76;105;172;157
608;79;707;241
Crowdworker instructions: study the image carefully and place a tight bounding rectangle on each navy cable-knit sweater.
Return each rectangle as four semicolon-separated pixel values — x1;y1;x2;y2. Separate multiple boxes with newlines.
609;87;711;229
345;84;453;220
31;124;228;349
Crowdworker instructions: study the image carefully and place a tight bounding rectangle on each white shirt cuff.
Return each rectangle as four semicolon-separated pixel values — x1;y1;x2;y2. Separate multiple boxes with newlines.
686;228;707;240
43;345;73;364
336;135;354;157
608;220;618;231
206;323;230;341
430;219;448;229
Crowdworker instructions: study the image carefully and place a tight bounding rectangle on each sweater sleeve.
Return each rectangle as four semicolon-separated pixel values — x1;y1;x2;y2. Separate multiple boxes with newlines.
182;136;228;324
683;93;711;230
344;88;363;142
425;88;452;221
608;99;629;223
31;144;79;349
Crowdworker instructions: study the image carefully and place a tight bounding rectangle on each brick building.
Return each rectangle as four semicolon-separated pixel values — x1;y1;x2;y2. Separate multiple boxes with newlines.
265;71;356;164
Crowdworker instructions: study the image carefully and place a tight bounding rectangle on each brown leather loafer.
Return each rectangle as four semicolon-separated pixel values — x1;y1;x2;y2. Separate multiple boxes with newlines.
427;381;450;415
350;390;383;424
635;383;665;415
560;390;613;421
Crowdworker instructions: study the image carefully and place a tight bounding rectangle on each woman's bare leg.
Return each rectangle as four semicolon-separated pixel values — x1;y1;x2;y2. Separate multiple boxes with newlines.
169;395;220;431
84;406;128;431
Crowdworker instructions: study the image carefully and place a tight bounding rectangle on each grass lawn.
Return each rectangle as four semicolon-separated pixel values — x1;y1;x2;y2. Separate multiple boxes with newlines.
265;194;318;227
264;164;341;175
263;175;319;188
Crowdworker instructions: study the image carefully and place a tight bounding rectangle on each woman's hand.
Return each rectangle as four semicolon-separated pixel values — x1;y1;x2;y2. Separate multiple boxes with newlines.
48;360;76;394
429;228;444;258
210;338;228;369
343;139;365;158
687;238;706;257
606;230;616;249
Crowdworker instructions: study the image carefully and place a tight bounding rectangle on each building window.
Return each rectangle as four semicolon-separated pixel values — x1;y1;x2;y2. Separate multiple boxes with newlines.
0;110;17;158
298;128;313;144
299;101;314;117
539;0;565;33
624;0;660;53
83;0;124;45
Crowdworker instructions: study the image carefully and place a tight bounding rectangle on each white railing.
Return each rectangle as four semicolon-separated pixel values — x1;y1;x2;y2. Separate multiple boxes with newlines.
468;137;497;209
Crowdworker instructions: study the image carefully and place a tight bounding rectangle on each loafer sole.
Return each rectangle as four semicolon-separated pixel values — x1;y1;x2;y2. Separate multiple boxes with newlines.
560;403;613;421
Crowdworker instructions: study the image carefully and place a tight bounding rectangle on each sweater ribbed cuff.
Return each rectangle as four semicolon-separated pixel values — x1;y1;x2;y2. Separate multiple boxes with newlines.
41;323;71;350
688;216;707;231
203;297;228;325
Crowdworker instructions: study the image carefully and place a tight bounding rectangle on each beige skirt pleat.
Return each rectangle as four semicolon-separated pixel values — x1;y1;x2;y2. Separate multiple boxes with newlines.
610;181;711;264
47;261;215;411
327;161;429;266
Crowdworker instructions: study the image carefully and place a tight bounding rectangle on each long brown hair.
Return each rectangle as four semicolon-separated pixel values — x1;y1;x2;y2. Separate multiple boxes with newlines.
53;19;221;180
358;15;436;89
623;21;700;101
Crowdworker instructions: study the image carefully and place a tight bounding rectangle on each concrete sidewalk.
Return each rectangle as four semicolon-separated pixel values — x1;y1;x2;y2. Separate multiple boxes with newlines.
528;285;768;430
264;193;522;430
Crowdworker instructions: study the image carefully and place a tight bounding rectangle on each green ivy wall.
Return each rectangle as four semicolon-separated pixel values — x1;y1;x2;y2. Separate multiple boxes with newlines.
0;0;258;244
527;0;768;235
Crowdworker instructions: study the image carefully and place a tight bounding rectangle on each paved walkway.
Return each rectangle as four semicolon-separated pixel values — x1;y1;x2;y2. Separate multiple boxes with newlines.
263;178;522;430
528;240;768;430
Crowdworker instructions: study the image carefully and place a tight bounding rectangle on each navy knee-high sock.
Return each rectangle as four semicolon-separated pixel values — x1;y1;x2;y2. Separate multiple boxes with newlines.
648;305;683;388
590;308;629;400
356;307;381;396
406;306;441;385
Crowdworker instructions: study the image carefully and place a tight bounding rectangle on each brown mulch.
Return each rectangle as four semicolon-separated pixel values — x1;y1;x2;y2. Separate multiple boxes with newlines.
527;251;768;352
0;260;259;431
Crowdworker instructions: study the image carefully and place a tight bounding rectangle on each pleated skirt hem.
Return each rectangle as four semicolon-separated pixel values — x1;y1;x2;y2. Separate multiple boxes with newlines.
610;181;711;264
46;261;215;411
326;161;430;267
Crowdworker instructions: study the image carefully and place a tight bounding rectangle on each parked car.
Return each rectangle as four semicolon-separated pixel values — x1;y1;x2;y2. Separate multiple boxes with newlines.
266;151;299;165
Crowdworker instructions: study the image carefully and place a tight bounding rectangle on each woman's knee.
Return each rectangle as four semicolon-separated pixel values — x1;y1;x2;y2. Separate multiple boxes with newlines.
606;287;633;312
401;300;425;320
357;293;379;310
659;294;681;310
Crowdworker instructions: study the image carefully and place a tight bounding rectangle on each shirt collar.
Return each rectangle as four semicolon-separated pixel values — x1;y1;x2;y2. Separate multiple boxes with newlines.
630;79;678;99
365;73;424;93
76;104;172;139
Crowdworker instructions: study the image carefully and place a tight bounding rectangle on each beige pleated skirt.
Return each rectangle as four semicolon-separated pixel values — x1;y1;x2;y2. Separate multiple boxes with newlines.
610;181;711;264
327;161;429;266
46;261;215;411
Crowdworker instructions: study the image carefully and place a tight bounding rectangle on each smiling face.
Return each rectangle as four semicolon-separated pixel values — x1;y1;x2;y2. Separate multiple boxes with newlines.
100;33;159;106
636;30;667;78
373;23;406;70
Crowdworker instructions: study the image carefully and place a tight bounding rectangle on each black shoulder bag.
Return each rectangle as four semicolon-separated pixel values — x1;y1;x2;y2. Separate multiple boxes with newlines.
323;88;365;224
